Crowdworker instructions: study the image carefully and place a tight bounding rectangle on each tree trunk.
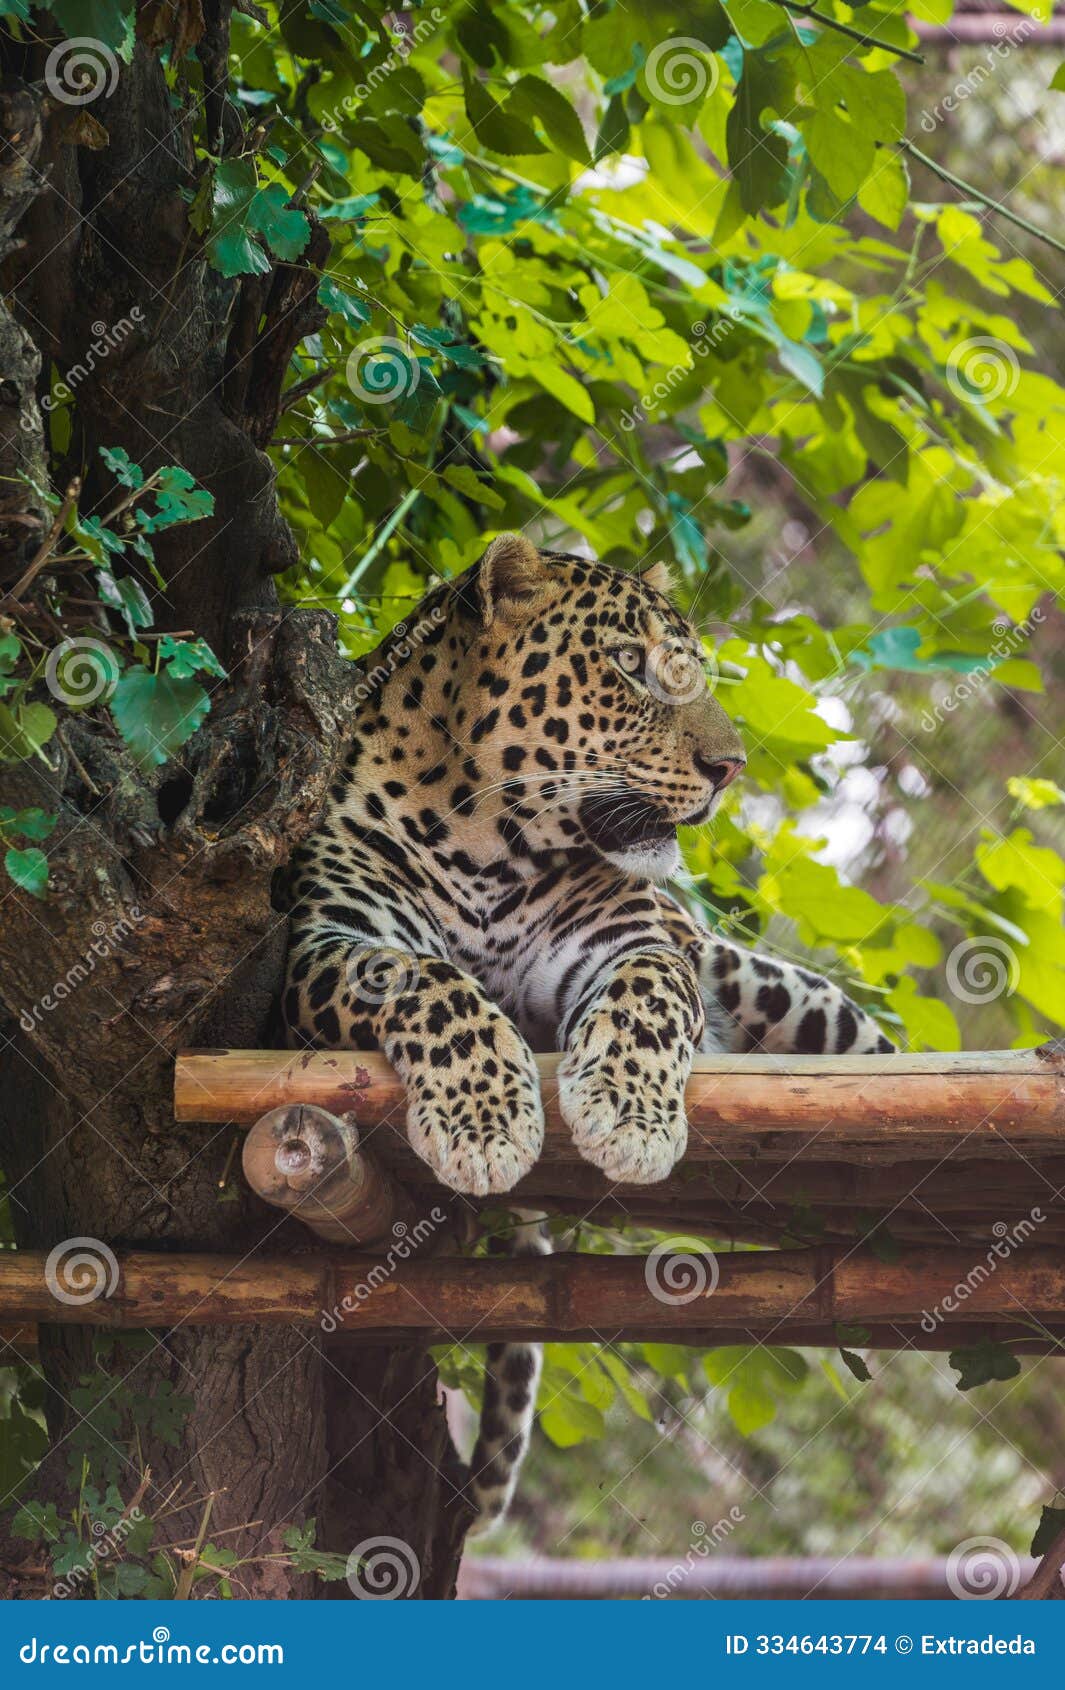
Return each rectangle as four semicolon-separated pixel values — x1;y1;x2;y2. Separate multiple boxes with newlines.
0;12;468;1597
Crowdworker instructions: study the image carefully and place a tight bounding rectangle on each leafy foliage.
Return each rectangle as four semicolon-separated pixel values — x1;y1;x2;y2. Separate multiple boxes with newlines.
1;450;223;885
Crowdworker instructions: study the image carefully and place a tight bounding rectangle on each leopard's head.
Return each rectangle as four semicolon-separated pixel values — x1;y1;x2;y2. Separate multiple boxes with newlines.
439;534;745;878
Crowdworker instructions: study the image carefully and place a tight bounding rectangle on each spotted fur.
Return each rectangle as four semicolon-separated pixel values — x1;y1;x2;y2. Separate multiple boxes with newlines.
282;536;894;1526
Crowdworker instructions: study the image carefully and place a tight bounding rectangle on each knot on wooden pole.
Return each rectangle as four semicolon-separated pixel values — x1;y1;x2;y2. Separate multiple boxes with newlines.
241;1103;405;1245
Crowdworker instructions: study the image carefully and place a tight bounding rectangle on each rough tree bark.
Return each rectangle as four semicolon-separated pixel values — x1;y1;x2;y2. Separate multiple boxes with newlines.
0;12;470;1597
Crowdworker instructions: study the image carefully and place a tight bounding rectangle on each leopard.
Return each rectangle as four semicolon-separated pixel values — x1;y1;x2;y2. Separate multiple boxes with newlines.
281;534;894;1530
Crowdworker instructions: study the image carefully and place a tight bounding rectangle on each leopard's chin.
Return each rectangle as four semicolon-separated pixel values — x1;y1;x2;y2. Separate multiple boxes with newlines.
601;836;680;882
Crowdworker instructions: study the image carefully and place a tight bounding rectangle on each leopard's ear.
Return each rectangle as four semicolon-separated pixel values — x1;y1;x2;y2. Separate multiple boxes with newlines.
641;560;677;599
479;534;551;626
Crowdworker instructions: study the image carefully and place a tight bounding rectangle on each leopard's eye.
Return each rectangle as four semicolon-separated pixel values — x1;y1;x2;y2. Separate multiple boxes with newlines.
611;645;644;676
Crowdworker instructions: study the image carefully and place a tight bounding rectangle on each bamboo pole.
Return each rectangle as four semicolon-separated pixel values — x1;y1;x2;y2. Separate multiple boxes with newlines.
175;1047;1065;1171
7;1246;1065;1342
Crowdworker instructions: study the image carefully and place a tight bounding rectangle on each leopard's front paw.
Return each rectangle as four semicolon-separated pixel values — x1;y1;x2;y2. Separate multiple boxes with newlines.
558;1028;690;1185
403;1034;544;1196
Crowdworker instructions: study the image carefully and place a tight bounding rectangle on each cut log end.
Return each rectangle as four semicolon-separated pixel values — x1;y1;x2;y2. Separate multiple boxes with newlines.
241;1103;406;1246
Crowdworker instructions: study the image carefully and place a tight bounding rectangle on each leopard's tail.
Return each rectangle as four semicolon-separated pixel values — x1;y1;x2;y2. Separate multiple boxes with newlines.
465;1210;549;1534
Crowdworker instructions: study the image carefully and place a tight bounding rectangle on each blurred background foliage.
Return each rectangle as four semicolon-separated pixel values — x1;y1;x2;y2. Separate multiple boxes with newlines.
3;0;1065;1584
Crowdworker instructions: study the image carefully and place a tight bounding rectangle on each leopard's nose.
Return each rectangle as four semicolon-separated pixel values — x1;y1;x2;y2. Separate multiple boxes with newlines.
693;752;745;793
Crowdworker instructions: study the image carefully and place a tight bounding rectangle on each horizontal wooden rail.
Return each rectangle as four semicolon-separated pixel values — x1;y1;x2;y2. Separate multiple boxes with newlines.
5;1246;1065;1346
456;1554;1042;1601
176;1046;1065;1165
175;1045;1065;1243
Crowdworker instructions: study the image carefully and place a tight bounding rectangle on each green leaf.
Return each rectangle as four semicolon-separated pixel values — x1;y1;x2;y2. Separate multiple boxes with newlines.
203;159;309;277
949;1336;1021;1391
506;74;591;163
539;1391;606;1447
726;52;791;214
141;466;214;530
594;93;630;161
158;636;226;680
1008;777;1065;811
640;1343;690;1380
0;701;58;763
319;278;372;328
12;1499;63;1544
534;362;595;423
0;806;56;841
838;1348;872;1383
98;445;144;489
109;666;211;769
5;846;49;898
96;568;153;635
247;182;312;261
49;0;134;55
1051;63;1065;92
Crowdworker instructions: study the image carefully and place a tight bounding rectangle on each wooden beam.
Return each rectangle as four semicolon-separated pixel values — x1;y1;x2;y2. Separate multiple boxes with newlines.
175;1047;1065;1168
241;1103;412;1245
6;1246;1065;1344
